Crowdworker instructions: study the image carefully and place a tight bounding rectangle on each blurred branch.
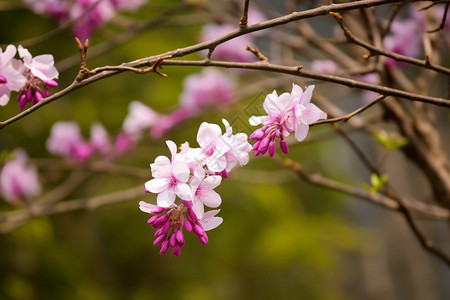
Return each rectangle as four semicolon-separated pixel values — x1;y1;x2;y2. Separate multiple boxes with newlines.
0;185;144;234
330;12;450;75
281;159;450;266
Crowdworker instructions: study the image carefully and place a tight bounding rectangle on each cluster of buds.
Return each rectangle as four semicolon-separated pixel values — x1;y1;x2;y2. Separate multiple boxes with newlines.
140;200;220;256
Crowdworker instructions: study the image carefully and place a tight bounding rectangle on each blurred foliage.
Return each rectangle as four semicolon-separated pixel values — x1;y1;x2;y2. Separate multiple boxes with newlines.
0;1;367;299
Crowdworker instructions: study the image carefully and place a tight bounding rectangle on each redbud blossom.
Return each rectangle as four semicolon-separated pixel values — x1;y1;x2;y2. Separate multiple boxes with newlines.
0;149;41;204
249;84;326;156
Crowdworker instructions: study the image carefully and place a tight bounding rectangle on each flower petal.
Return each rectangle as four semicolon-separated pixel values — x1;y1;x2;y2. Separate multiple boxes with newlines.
300;85;315;105
171;154;190;182
197;122;221;150
201;175;222;190
249;116;265;126
201;189;222;208
150;155;171;178
157;189;176;207
301;103;327;124
166;140;177;160
139;201;157;214
175;182;192;200
192;199;205;219
145;178;170;193
294;120;309;142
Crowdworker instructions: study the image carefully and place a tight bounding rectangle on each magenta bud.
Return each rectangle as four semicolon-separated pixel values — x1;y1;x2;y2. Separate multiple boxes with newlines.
172;244;182;256
187;208;198;221
250;130;264;140
151;206;165;214
45;79;58;87
34;90;43;102
160;240;170;254
26;88;33;100
0;75;7;84
199;235;209;245
252;140;261;151
145;188;150;193
154;214;169;227
280;140;289;154
153;234;166;246
160;221;171;235
268;141;276;157
193;224;205;237
176;230;185;245
169;233;177;247
184;218;193;232
259;137;270;154
147;215;158;224
44;89;51;97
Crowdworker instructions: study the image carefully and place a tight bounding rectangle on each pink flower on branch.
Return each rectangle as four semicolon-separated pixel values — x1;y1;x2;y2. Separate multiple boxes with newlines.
141;119;249;255
145;140;192;207
16;45;59;110
0;149;41;205
249;84;326;156
46;121;92;161
0;45;27;106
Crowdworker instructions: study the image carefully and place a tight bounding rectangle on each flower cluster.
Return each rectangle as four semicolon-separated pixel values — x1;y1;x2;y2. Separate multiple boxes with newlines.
249;84;326;156
0;45;58;110
24;0;146;41
46;121;130;161
140;119;252;255
0;149;41;205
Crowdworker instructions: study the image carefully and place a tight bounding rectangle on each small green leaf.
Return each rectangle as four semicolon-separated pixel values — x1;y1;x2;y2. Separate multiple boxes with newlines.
373;130;408;151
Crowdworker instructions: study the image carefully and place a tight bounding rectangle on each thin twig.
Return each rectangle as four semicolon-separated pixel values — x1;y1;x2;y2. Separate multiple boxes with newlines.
239;0;251;29
330;12;450;76
281;158;450;266
427;2;449;33
312;95;385;126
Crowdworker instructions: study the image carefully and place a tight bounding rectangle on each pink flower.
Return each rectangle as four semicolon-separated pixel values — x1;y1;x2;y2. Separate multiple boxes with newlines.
196;122;231;173
0;149;41;204
16;45;59;110
46;121;92;161
145;140;192;207
179;69;235;112
122;101;160;138
90;122;112;157
221;119;252;173
249;84;326;156
113;132;135;156
0;45;27;106
189;167;222;219
24;0;145;40
70;0;116;41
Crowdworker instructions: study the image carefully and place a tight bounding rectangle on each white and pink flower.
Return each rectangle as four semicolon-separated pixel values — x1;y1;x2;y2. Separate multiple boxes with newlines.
0;45;27;106
145;140;192;207
249;84;326;156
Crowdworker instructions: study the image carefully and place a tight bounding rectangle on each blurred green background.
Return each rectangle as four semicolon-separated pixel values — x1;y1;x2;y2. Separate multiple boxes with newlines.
0;1;448;299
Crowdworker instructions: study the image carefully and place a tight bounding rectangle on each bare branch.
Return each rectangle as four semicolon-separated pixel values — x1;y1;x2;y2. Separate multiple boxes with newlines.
330;12;450;76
